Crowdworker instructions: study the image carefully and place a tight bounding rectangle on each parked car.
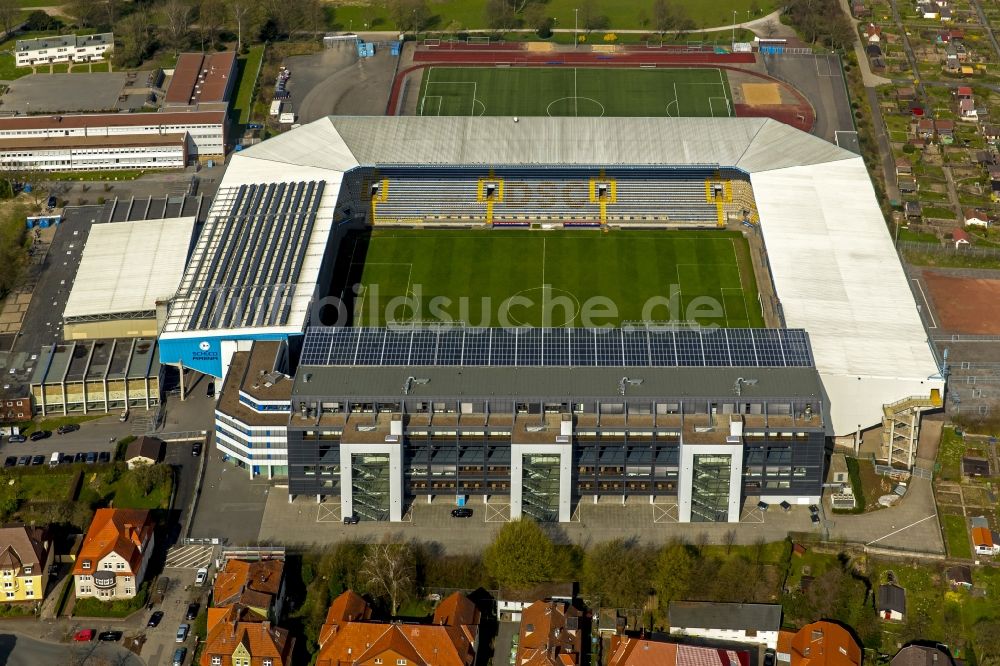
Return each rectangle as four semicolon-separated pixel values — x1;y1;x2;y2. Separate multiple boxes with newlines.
98;630;122;642
176;623;189;643
7;434;25;443
172;647;188;666
30;455;44;466
147;610;164;627
85;451;97;464
16;456;29;466
451;508;474;518
810;513;821;525
194;568;208;586
809;504;820;514
119;410;129;423
206;382;215;397
47;195;57;209
185;602;200;620
343;515;359;525
57;424;80;435
764;650;776;666
191;442;203;457
98;451;111;463
29;430;50;441
3;457;15;467
73;452;86;464
60;454;74;464
73;629;94;642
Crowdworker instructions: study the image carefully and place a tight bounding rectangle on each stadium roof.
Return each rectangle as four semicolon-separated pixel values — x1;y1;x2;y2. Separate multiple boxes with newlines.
64;217;195;320
175;116;942;435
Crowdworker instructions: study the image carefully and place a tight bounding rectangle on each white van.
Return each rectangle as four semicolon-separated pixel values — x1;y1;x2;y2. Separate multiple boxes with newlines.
49;452;60;466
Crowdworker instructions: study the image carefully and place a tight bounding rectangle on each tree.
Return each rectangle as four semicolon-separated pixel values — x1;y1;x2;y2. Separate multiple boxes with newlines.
652;542;692;612
162;0;194;49
579;0;609;31
483;518;555;588
114;11;155;68
485;0;517;32
229;0;257;53
652;0;675;35
0;202;28;299
23;10;62;32
723;528;737;554
583;539;653;609
0;0;18;40
130;463;171;497
974;619;1000;666
359;541;415;616
387;0;430;33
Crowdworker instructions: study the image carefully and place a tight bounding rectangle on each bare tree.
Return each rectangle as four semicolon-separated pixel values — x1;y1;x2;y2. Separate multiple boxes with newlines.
0;0;19;40
723;528;737;554
162;0;193;49
230;0;255;52
198;0;226;50
359;541;415;617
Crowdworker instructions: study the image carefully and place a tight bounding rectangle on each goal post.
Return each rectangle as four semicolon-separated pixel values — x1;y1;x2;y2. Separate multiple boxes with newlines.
467;36;491;45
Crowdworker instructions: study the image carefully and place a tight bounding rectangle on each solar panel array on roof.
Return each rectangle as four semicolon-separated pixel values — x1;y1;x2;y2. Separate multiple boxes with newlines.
173;181;325;330
300;327;814;368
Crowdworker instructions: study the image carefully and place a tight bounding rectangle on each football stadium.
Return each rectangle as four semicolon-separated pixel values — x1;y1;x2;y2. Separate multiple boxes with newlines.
158;115;944;523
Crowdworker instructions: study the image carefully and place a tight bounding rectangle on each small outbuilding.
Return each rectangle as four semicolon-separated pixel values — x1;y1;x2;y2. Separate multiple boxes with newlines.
125;436;164;469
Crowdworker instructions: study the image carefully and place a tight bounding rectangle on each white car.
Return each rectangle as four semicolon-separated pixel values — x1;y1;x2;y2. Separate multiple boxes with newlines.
195;567;208;585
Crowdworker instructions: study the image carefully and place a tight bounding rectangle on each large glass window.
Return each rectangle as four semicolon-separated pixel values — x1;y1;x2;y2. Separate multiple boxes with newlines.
690;454;732;523
522;454;561;522
351;453;390;521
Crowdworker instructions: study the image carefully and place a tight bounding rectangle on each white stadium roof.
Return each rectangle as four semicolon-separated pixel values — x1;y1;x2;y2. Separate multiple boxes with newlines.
163;116;942;435
65;217;195;320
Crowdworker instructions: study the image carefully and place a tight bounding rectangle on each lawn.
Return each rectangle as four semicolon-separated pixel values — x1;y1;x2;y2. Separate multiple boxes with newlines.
939;426;966;481
897;228;938;243
77;465;173;511
26;413;105;434
418;67;733;117
328;0;776;32
0;469;77;506
941;514;973;559
343;229;762;327
232;44;264;125
73;582;148;618
0;54;31;80
90;62;109;73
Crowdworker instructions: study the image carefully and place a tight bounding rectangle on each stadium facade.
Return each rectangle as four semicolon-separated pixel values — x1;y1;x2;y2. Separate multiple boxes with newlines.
159;115;945;520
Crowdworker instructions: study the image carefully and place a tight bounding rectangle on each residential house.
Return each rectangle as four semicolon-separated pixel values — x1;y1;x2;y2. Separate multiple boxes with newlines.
212;558;285;622
959;98;977;120
962;456;991;476
0;526;50;603
956;85;973;99
982;124;1000;142
608;636;750;666
972;526;1000;555
920;2;940;19
200;610;293;666
315;590;480;666
497;582;576;622
940;5;952;21
964;209;990;227
905;201;922;219
916;118;936;140
898;177;918;194
776;620;862;666
124;436;163;470
516;600;583;666
945;49;960;73
877;583;906;622
865;24;882;43
891;644;955;666
936;120;955;144
852;2;869;18
14;33;113;67
72;508;154;601
953;228;971;248
945;565;973;590
895;157;913;177
668;602;782;649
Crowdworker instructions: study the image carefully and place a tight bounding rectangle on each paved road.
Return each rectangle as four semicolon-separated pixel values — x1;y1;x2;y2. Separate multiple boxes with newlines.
837;0;892;86
0;632;142;666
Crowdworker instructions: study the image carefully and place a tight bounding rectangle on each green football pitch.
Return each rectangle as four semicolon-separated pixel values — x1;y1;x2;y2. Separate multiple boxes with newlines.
339;230;762;328
417;66;734;117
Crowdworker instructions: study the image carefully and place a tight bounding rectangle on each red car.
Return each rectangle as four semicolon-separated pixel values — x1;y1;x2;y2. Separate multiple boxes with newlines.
73;629;94;642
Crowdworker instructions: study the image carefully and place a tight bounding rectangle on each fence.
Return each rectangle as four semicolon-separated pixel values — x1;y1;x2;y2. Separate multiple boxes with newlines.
899;240;1000;260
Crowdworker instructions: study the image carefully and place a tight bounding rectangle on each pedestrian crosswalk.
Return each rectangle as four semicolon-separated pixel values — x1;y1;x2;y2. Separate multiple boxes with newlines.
165;544;214;569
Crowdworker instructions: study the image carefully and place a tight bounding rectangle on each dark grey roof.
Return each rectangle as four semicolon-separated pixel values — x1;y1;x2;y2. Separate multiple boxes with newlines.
878;584;907;613
946;565;972;585
668;602;782;632
293;364;824;401
891;645;953;666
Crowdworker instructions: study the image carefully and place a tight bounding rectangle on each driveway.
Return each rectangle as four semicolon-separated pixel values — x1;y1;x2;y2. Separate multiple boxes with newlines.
188;445;271;544
825;476;943;554
140;569;210;666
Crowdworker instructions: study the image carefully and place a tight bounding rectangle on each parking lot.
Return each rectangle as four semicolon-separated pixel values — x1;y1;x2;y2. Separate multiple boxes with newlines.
188;441;271;545
140;564;213;666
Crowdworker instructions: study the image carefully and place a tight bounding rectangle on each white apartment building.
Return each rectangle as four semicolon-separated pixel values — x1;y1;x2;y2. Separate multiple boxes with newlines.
15;33;113;67
0;134;186;172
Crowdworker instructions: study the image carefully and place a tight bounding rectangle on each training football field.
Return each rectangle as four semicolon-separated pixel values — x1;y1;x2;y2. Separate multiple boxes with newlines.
417;67;734;117
341;230;762;328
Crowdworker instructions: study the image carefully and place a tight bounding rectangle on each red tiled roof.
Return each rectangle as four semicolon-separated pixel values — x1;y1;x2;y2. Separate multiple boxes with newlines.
517;600;582;666
788;621;862;666
72;509;153;576
200;619;292;666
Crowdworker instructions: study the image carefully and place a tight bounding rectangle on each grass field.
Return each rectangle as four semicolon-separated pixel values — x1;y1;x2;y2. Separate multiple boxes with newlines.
941;514;973;559
342;229;762;328
327;0;775;32
418;67;733;117
233;44;265;125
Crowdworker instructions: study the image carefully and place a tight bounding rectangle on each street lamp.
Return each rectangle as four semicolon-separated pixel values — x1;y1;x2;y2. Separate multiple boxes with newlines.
574;8;579;49
732;10;737;45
